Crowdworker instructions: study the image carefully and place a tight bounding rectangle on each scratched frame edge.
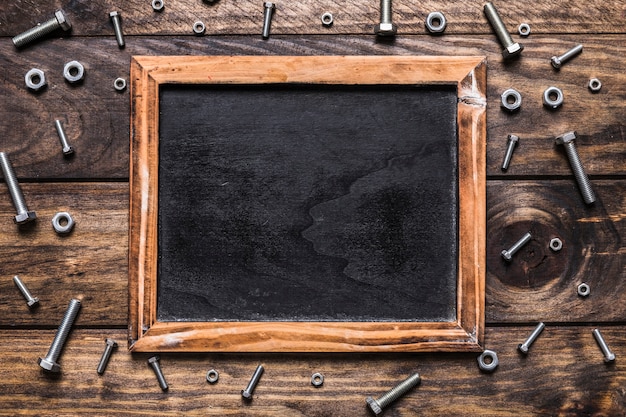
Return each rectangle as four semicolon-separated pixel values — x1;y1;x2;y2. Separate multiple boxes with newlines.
128;55;486;353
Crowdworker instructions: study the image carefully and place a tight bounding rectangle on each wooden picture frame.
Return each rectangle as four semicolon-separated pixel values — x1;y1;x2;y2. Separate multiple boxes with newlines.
129;55;486;352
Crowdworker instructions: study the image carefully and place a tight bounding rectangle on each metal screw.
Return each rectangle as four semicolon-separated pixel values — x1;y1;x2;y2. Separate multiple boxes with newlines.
12;10;72;49
54;120;75;156
148;355;169;390
13;275;39;308
501;231;532;262
262;3;276;39
375;0;397;36
555;131;596;205
518;322;545;354
366;372;421;415
97;339;118;375
0;152;37;225
109;11;125;48
592;328;616;362
242;364;264;400
501;134;519;171
38;298;81;373
483;2;523;59
551;44;583;70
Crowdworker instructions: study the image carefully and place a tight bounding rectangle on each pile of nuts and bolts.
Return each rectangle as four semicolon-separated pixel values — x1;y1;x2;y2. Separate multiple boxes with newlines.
501;88;522;112
543;86;564;109
425;12;447;34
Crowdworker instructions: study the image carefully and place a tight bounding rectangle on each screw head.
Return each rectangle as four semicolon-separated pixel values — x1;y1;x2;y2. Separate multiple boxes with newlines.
55;10;72;31
555;131;577;145
109;11;119;18
502;43;523;59
38;357;61;373
264;2;275;9
517;343;529;354
375;23;398;36
241;389;253;399
501;249;512;262
550;56;562;69
366;396;383;415
105;338;118;348
14;211;37;225
148;355;160;364
27;297;40;308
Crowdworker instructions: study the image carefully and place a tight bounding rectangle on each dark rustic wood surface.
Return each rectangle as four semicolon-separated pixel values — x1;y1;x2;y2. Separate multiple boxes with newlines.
0;1;624;415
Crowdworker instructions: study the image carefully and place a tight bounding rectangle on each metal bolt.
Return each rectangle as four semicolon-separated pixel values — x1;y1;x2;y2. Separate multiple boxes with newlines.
97;339;118;375
13;275;39;308
0;152;37;225
375;0;397;36
501;134;519;171
555;131;596;205
109;11;125;48
592;328;616;362
366;372;421;415
262;3;276;39
38;298;81;373
501;231;532;262
551;44;583;70
54;120;75;156
12;10;72;49
148;355;169;390
242;364;264;400
518;322;545;354
483;2;523;59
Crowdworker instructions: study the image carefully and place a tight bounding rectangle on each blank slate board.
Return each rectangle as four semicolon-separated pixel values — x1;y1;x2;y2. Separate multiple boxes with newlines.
129;56;487;352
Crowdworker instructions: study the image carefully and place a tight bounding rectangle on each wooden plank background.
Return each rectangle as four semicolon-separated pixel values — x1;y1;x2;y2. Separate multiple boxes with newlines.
0;1;624;415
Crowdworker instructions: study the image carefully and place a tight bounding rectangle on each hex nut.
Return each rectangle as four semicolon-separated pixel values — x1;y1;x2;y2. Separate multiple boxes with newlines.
477;350;498;373
321;12;333;27
311;372;324;387
425;11;447;34
549;237;563;252
206;369;219;383
114;77;127;91
63;61;85;83
193;21;206;35
25;68;47;91
518;23;530;37
52;211;75;234
543;86;564;109
588;78;602;93
501;88;522;112
152;0;164;11
578;283;590;297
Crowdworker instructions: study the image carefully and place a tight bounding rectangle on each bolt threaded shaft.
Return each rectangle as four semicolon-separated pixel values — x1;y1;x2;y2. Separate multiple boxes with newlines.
380;0;392;24
377;372;421;409
562;142;595;204
0;152;29;215
45;299;81;362
484;2;514;47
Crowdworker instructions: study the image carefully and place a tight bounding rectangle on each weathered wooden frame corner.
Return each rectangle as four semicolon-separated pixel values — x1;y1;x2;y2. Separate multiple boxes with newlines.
128;55;486;353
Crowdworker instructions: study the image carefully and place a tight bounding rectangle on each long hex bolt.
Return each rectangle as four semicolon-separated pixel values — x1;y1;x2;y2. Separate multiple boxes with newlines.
109;11;125;48
592;329;616;363
0;152;37;225
375;0;397;36
242;364;264;400
97;339;118;375
38;298;81;373
55;120;74;156
13;275;39;308
262;3;276;39
148;356;169;390
501;134;519;171
518;322;545;354
483;2;523;59
501;232;532;262
366;372;421;415
12;10;72;49
551;44;583;70
555;131;596;205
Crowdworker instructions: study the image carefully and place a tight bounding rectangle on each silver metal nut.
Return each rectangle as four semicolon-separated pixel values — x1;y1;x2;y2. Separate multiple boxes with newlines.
425;12;447;34
578;283;590;297
543;86;564;109
25;68;46;91
311;372;324;387
152;0;164;11
321;12;333;27
477;350;498;372
206;369;219;383
549;237;563;252
63;61;85;83
52;211;75;234
588;78;602;93
193;21;206;35
114;77;127;91
518;23;530;37
501;88;522;112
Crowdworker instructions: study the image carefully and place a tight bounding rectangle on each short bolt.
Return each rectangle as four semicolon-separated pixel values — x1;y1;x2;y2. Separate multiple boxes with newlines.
0;152;37;225
55;120;75;156
555;131;596;205
38;298;81;373
12;10;72;49
551;44;583;70
501;232;532;262
366;372;421;415
148;355;169;390
501;134;519;171
483;2;523;59
242;364;264;400
262;3;276;39
13;275;39;308
97;338;118;375
109;11;125;48
375;0;397;36
518;322;545;354
592;328;616;362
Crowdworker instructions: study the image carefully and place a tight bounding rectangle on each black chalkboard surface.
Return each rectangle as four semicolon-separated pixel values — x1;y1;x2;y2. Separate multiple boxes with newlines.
157;84;458;323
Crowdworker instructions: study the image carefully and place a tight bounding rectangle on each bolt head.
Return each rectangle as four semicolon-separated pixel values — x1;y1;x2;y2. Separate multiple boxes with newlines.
507;134;519;144
517;343;529;354
148;355;160;364
241;390;253;400
109;11;119;18
27;297;40;308
605;353;616;362
374;23;398;36
550;56;562;69
501;250;512;262
38;357;61;373
55;10;72;31
555;131;577;145
366;397;383;415
264;2;275;9
14;211;37;225
105;338;118;348
502;43;523;59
